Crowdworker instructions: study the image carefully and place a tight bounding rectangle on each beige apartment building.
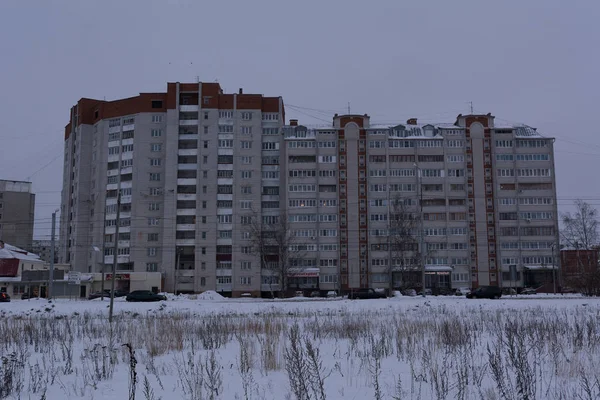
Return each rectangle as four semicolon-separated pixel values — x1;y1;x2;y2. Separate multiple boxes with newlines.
60;82;559;296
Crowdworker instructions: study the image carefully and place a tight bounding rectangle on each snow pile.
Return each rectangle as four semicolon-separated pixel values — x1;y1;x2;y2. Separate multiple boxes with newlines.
196;290;225;301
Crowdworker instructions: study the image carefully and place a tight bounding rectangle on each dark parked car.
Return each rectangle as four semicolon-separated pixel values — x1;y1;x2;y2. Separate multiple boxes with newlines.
21;292;31;300
125;290;167;302
88;289;129;300
0;292;11;302
466;286;502;299
348;288;387;300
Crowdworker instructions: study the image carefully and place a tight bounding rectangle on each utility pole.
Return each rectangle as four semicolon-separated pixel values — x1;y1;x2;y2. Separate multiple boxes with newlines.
108;192;121;323
418;170;425;298
551;243;557;294
414;163;426;297
49;210;58;299
174;247;182;295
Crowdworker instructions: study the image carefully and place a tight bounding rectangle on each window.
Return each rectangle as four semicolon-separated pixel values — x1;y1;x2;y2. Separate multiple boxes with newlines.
516;154;550;161
447;140;463;148
289;214;318;223
241;156;252;164
219;111;233;119
289;199;317;208
422;169;443;178
151;100;163;109
151;129;162;137
147;247;157;257
262;113;279;121
262;142;279;150
262;171;279;179
123;117;135;125
241;141;252;149
146;263;158;272
151;143;162;152
108;132;120;141
516;139;549;148
148;233;159;242
241;186;252;194
148;218;159;226
109;118;120;128
320;229;337;237
240;276;252;285
263;128;279;135
148;202;161;211
150;158;161;167
288;141;316;148
240;200;252;209
495;140;513;148
241;112;252;120
218;139;233;148
517;168;552;177
149;173;161;181
496;154;513;161
217;185;233;194
152;115;163;123
108;146;120;155
318;155;336;163
217;215;233;224
288;184;316;192
447;169;464;177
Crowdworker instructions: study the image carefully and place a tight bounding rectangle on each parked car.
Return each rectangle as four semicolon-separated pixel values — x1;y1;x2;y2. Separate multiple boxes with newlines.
454;288;470;296
348;288;387;300
88;289;129;300
466;286;502;299
125;290;167;302
326;291;337;298
21;292;31;300
309;291;321;298
0;292;11;302
402;289;417;297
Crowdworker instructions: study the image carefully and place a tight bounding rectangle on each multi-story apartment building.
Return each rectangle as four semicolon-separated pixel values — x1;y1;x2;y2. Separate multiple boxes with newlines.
60;83;559;295
31;240;59;264
0;180;35;251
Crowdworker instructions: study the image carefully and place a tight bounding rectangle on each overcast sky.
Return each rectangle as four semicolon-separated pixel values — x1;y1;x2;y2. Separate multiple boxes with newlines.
1;0;599;240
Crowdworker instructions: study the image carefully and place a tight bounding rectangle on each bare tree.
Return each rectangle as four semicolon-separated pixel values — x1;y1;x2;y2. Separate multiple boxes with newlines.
561;200;600;296
386;194;425;294
246;210;304;298
560;200;599;249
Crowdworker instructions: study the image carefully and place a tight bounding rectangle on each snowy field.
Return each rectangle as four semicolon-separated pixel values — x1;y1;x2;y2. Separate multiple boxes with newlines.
0;294;599;400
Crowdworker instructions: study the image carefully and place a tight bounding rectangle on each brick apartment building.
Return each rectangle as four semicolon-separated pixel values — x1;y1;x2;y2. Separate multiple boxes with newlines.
60;81;560;296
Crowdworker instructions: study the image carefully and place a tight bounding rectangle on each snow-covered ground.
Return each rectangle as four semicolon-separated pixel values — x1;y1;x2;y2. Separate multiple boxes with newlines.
0;293;598;399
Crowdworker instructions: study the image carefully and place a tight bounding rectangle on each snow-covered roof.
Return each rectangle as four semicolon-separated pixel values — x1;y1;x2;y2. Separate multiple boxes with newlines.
0;243;42;262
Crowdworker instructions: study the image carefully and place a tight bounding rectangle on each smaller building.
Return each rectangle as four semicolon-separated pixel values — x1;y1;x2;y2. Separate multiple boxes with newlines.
0;241;162;298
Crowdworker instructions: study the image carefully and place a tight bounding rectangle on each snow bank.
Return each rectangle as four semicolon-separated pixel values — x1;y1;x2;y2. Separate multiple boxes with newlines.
196;290;225;301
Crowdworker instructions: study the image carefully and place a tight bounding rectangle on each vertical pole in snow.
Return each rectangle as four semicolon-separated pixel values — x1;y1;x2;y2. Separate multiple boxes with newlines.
109;192;121;323
49;210;57;299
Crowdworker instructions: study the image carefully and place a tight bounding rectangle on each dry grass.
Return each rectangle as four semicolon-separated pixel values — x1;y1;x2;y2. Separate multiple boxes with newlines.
0;303;598;399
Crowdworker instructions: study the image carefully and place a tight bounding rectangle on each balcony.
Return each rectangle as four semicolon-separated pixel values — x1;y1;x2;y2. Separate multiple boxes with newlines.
216;269;233;276
178;149;198;156
176;224;196;231
177;193;196;201
180;105;199;112
177;209;196;215
217;148;234;156
177;178;197;186
178;163;198;170
179;119;198;126
176;239;196;246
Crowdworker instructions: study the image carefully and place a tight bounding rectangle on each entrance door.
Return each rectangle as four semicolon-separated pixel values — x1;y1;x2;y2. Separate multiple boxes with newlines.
80;285;87;298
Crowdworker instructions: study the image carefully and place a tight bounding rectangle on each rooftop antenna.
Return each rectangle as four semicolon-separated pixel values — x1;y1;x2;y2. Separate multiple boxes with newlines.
347;102;351;114
468;101;474;114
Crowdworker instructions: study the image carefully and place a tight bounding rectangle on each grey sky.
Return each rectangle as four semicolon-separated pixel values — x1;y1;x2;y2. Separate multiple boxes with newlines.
1;0;599;240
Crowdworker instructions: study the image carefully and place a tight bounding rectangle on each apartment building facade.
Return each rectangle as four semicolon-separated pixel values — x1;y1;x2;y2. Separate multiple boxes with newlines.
0;180;35;251
60;83;559;295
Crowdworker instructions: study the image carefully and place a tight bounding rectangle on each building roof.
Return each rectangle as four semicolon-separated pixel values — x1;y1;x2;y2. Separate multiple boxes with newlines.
0;243;42;262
